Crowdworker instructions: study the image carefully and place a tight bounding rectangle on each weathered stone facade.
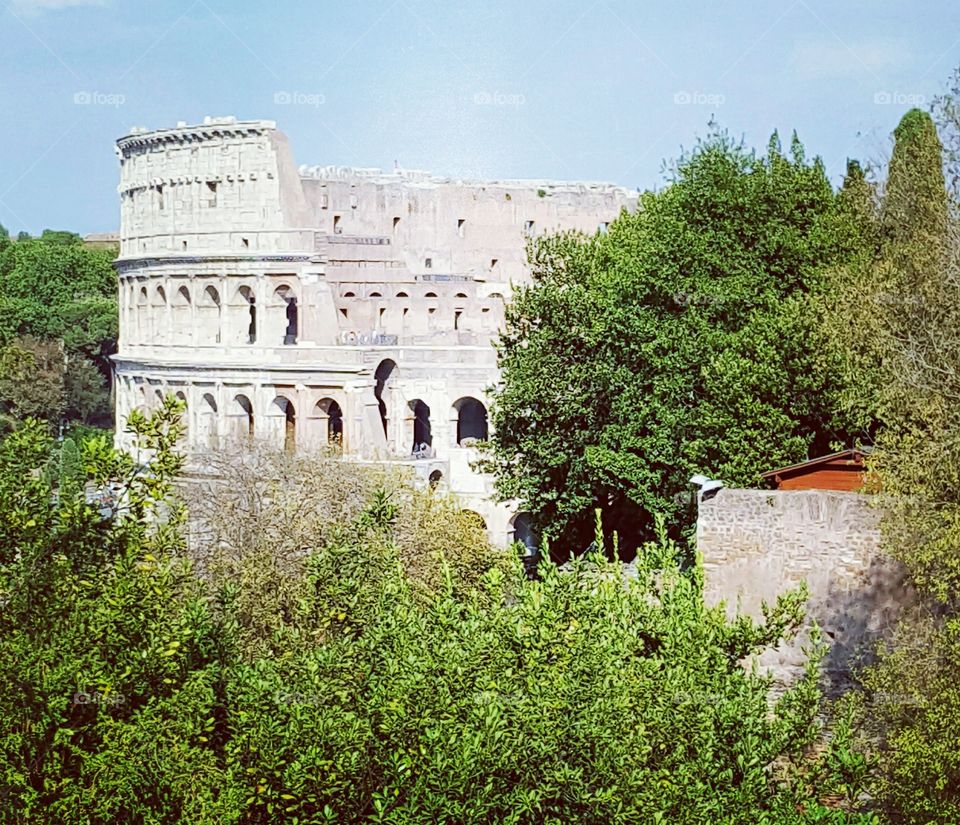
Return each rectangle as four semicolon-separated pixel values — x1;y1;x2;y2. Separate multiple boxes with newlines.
697;488;912;690
113;116;636;545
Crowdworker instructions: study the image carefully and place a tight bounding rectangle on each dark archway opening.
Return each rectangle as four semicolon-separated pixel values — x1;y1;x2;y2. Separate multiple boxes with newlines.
410;399;432;453
374;359;397;437
317;398;343;444
455;397;488;444
284;296;298;345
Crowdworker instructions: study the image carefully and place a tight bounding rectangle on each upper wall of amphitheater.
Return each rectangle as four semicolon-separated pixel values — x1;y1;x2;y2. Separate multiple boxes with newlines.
115;116;638;279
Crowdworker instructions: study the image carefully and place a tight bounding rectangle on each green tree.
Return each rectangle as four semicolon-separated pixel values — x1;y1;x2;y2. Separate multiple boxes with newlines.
486;130;866;553
827;106;960;824
0;336;66;430
0;231;117;429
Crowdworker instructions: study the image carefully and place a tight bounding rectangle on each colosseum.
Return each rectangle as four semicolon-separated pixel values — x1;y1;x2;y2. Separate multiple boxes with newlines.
113;116;636;546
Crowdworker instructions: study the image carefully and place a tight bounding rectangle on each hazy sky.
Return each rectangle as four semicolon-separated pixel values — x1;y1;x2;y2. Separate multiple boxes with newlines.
1;0;957;234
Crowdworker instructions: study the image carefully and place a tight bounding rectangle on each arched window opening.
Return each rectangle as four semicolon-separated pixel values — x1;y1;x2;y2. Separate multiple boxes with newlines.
315;398;343;445
408;399;432;455
274;285;298;345
428;469;443;489
396;291;409;298
343;291;356;298
425;292;438;298
201;285;222;345
455;292;468;299
453;396;488;444
199;393;218;448
238;286;256;344
233;394;254;439
175;285;191;305
271;395;297;452
153;285;167;306
374;359;397;438
369;291;382;298
511;512;538;557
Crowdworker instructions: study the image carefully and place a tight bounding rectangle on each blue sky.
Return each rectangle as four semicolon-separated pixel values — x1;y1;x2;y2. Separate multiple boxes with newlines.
1;0;957;234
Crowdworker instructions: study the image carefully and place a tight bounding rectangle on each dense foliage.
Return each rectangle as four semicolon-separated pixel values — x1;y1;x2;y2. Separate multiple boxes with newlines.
0;402;877;823
0;227;117;431
824;107;960;824
485;131;867;552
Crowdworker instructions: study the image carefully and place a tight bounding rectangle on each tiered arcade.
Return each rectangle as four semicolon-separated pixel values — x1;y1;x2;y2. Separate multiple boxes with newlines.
113;116;636;545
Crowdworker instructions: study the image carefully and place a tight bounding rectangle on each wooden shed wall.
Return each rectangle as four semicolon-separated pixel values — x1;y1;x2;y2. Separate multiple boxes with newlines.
774;460;865;492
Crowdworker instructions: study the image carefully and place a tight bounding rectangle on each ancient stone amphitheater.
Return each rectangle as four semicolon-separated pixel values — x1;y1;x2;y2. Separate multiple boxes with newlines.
113;116;636;545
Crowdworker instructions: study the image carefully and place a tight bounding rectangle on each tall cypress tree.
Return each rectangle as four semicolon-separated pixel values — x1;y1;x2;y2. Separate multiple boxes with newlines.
882;108;947;263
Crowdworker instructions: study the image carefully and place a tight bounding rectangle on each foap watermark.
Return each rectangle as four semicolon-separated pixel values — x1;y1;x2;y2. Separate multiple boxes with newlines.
73;690;126;706
274;90;325;107
867;691;926;708
73;91;125;108
473;91;526;107
274;690;322;707
874;91;926;106
674;91;725;107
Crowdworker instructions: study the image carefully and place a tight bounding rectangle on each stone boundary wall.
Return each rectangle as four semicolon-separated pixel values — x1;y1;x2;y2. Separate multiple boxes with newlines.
697;488;913;691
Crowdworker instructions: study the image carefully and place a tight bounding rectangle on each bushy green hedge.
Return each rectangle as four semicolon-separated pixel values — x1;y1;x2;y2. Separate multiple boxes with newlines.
0;403;878;823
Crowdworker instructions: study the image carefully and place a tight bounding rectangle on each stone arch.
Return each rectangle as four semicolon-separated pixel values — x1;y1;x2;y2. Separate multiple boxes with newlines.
455;292;468;299
231;393;255;440
407;399;432;454
396;291;409;298
199;284;222;344
343;291;356;298
272;284;298;345
369;291;382;298
374;359;398;440
452;396;488;444
152;285;167;306
314;397;343;446
136;286;149;341
198;392;218;447
234;285;257;344
461;510;487;531
269;394;297;452
172;286;191;345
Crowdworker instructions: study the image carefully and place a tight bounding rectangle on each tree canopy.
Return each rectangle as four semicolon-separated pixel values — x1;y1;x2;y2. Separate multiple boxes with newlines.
0;231;117;430
486;130;867;553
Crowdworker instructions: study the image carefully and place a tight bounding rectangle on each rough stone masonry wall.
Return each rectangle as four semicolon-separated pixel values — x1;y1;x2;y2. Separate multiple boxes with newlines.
697;488;914;692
